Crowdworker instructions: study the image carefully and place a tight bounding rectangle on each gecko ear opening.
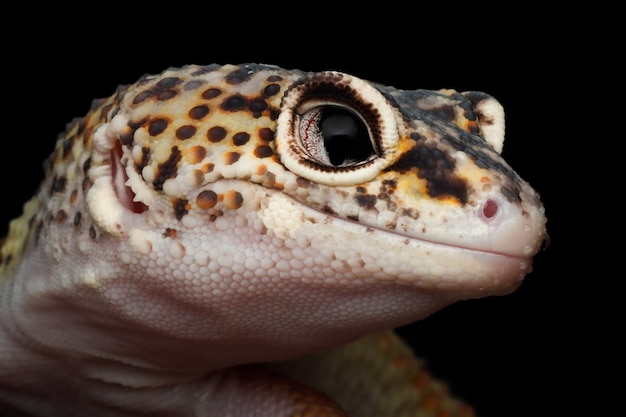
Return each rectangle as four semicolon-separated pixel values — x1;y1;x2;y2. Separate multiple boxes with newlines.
111;140;148;214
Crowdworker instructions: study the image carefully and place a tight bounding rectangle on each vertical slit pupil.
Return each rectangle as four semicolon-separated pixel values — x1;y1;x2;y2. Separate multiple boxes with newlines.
319;106;376;166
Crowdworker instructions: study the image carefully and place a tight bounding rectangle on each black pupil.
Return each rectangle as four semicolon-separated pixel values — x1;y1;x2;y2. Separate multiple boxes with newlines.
319;106;376;166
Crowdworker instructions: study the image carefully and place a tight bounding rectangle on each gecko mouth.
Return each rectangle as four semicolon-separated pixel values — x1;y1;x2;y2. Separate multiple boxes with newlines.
309;195;546;263
111;140;148;214
342;212;531;261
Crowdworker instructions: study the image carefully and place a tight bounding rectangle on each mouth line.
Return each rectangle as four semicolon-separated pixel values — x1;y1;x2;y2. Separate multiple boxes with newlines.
373;221;529;260
308;204;531;261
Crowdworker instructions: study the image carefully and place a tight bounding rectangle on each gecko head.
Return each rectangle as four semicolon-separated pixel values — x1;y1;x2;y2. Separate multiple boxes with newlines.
80;65;546;361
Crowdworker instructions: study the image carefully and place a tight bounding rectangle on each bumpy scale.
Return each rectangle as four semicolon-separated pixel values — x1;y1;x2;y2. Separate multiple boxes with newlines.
0;63;546;417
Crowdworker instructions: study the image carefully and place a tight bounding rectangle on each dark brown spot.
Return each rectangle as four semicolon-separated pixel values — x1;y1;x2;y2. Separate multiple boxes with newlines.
157;90;177;101
133;91;152;104
55;210;67;224
197;190;218;209
120;122;139;146
258;127;274;142
267;75;283;82
254;145;273;158
249;98;268;115
188;105;210;120
73;212;82;227
400;207;420;220
427;103;457;122
137;146;150;173
89;226;97;239
153;146;182;191
149;119;169;136
163;228;177;238
355;194;377;210
232;132;250;146
263;84;281;97
221;95;247;111
202;88;222;99
225;152;241;165
382;178;398;191
176;125;197;140
83;157;91;174
173;198;189;220
207;126;227;142
51;176;66;194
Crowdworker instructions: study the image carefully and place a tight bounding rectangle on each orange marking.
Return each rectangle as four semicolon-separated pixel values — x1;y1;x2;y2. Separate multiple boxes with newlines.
223;191;243;209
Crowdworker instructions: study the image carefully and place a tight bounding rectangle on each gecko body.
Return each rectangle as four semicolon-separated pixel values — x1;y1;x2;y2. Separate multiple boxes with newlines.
0;64;546;416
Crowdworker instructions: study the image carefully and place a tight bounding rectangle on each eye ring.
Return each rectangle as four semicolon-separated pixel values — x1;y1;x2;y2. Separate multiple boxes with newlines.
275;71;402;186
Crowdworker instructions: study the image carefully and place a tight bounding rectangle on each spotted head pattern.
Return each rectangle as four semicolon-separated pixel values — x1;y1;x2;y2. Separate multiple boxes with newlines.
1;63;545;299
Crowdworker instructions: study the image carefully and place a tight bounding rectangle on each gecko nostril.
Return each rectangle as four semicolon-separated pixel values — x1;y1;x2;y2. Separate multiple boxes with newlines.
111;140;148;214
481;199;499;220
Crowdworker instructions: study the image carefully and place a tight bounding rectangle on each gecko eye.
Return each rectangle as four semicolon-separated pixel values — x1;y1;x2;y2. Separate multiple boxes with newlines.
275;71;403;186
299;105;377;167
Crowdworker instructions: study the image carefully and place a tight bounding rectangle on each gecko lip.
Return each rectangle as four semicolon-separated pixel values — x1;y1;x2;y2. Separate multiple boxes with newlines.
338;202;545;262
357;217;533;261
281;190;541;261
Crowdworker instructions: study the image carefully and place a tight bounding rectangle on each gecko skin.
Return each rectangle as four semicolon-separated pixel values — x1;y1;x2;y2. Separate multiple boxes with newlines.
0;64;546;417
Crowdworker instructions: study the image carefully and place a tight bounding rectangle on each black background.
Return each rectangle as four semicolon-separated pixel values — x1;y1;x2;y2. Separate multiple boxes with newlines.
2;7;598;417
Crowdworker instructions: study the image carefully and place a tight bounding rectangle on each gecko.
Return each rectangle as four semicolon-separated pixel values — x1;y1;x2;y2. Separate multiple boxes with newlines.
0;63;547;417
